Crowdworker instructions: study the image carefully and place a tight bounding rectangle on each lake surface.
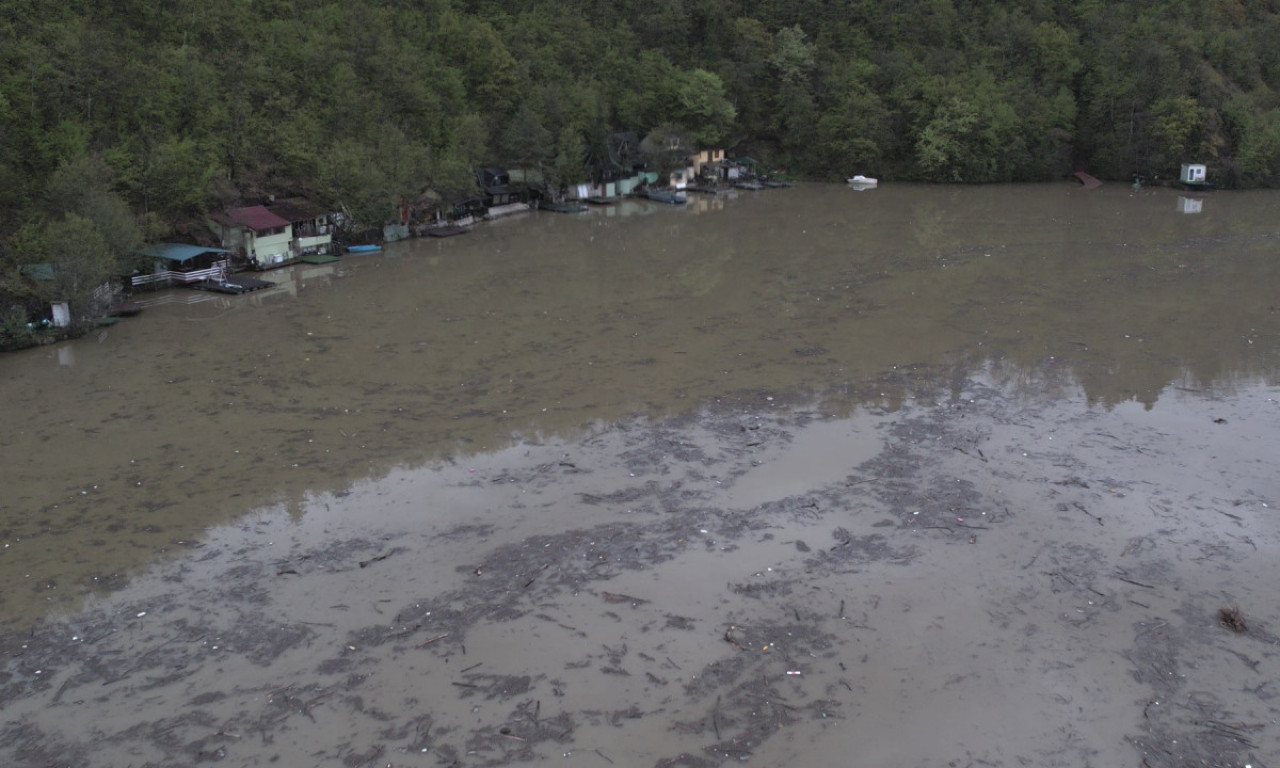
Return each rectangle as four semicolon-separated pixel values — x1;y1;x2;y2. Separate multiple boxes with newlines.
2;181;1278;629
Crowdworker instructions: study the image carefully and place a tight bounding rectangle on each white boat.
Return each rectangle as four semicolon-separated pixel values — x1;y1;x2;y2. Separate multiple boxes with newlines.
847;175;878;188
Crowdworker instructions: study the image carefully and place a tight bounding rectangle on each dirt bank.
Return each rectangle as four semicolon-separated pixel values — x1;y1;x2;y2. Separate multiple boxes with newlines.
2;368;1277;767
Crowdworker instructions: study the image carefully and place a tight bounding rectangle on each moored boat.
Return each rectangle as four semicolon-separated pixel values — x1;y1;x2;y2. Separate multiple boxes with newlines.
642;189;687;204
425;224;471;238
539;201;589;213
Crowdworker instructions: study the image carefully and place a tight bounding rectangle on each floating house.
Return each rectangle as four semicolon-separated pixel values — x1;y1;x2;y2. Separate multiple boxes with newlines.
476;167;531;219
131;243;234;289
690;149;726;173
207;206;293;269
688;149;735;184
571;132;652;200
267;198;334;260
1180;163;1207;185
477;167;519;207
689;151;756;185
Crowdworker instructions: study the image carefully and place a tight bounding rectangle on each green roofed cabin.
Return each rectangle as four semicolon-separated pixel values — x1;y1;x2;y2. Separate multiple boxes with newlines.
131;243;233;289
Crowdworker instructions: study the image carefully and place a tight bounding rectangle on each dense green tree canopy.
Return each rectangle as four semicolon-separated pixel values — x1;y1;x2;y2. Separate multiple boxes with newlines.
2;0;1280;286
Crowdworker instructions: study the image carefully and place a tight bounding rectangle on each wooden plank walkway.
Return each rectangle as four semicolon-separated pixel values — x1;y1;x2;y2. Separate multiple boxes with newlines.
1072;171;1102;189
190;276;274;294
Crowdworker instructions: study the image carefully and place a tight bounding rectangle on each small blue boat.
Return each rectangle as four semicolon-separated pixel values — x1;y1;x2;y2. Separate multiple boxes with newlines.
347;244;382;253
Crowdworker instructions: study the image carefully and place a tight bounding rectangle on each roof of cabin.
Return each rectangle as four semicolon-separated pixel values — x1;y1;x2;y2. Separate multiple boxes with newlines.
267;198;328;223
210;206;291;231
19;264;55;281
139;243;233;263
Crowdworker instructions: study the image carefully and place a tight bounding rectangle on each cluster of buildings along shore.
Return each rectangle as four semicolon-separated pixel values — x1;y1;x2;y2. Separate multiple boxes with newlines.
15;140;1213;334
129;155;1214;296
138;147;756;292
15;145;760;332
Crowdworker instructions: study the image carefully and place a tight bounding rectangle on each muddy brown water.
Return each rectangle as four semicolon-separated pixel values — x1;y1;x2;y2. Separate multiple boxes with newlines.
2;183;1278;767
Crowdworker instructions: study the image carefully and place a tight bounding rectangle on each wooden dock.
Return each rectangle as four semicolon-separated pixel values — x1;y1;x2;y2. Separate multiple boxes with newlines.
190;276;274;294
1072;171;1102;189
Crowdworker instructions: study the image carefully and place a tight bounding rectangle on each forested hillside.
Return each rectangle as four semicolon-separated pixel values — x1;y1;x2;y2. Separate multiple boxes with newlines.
3;0;1280;314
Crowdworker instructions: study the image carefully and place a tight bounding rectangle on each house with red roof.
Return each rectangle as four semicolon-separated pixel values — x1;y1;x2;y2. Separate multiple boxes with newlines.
207;205;294;270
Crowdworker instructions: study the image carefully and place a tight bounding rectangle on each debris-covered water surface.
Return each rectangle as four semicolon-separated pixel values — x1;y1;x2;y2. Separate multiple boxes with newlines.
2;367;1276;767
4;183;1280;766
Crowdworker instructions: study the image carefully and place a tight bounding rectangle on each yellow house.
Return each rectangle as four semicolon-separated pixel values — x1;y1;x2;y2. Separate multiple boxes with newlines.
686;149;742;184
688;149;725;175
207;206;294;269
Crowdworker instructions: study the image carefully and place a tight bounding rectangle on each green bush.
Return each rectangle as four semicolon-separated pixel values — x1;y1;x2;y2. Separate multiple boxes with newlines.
0;305;38;352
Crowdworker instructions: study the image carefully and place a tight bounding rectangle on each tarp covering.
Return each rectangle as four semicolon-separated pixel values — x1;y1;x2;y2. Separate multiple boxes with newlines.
19;263;56;281
139;243;232;263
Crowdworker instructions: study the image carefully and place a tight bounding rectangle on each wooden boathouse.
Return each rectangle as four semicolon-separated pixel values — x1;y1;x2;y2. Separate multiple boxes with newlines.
131;243;234;289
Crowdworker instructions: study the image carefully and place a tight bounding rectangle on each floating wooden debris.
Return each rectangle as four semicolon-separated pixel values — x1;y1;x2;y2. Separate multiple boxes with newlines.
1219;606;1247;633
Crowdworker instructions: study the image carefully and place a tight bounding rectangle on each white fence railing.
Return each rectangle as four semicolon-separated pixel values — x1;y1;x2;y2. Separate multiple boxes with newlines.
134;291;233;308
131;260;230;288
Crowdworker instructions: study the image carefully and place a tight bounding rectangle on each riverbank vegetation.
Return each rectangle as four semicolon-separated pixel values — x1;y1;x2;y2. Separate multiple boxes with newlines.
2;0;1280;333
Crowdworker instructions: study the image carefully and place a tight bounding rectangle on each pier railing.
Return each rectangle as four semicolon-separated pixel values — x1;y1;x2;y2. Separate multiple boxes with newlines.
131;260;230;288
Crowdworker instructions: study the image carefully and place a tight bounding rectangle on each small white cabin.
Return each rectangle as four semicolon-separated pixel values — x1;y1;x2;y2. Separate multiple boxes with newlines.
50;301;71;328
1180;163;1207;184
